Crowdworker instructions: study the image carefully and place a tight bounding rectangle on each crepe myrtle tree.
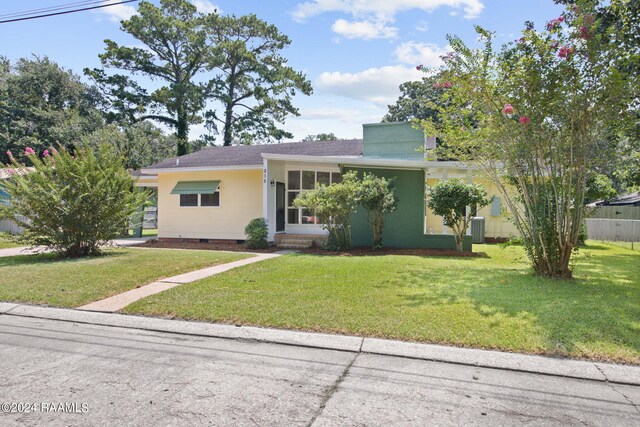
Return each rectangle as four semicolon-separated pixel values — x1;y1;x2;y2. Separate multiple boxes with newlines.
420;1;634;277
1;145;147;257
427;180;491;253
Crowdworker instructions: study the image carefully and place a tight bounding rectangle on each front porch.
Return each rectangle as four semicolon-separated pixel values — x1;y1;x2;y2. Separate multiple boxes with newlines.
262;155;476;251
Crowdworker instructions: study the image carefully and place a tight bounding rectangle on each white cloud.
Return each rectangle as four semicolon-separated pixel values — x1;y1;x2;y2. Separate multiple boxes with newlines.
97;1;220;22
292;0;485;21
395;42;450;67
191;0;220;14
98;0;137;22
316;65;423;105
293;1;483;40
416;20;429;32
331;19;397;40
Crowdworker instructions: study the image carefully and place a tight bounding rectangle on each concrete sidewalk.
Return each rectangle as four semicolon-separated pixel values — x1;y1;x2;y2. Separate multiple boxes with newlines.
77;252;285;312
0;236;154;258
1;302;638;387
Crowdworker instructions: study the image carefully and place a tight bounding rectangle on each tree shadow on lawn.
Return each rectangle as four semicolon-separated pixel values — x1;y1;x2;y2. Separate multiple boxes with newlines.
0;251;124;268
395;252;640;361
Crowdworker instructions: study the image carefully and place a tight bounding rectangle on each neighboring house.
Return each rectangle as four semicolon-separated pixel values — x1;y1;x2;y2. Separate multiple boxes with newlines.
140;122;518;250
0;168;31;234
587;192;640;208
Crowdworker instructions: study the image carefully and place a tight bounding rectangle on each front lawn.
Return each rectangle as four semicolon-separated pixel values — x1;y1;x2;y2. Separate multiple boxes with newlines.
0;233;23;249
126;242;640;364
0;248;251;307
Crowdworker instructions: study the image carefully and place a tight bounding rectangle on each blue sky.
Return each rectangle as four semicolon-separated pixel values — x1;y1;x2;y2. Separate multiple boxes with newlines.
0;0;564;143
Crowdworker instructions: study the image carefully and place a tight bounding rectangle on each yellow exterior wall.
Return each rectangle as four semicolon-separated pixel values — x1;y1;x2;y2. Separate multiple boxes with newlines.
475;179;520;239
425;177;520;239
157;169;262;240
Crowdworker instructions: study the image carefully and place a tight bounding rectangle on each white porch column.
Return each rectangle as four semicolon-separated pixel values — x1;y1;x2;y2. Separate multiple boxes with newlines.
423;168;428;234
262;158;273;241
442;168;448;234
466;169;473;236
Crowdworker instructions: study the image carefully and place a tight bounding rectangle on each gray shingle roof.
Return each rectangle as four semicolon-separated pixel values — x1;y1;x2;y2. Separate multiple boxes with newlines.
145;139;363;170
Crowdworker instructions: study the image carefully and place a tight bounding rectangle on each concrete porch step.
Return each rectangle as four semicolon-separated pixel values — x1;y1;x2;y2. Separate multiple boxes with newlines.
274;233;326;249
277;244;311;250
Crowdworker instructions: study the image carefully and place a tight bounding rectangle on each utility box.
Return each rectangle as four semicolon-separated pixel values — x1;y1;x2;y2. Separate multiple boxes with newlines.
471;217;486;243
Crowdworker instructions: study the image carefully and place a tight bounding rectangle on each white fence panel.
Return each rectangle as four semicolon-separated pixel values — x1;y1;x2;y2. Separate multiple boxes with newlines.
585;219;640;242
0;215;25;234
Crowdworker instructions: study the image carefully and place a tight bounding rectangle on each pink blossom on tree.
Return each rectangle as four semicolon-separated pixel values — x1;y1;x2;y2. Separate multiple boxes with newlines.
558;46;575;59
519;116;531;124
502;104;514;114
25;147;35;156
578;26;591;39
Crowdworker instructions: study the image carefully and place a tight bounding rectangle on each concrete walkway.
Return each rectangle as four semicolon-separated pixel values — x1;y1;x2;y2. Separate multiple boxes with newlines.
0;236;155;258
78;252;286;312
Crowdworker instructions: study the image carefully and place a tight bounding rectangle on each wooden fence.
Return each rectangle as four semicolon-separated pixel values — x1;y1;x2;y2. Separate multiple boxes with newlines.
585;218;640;242
587;206;640;220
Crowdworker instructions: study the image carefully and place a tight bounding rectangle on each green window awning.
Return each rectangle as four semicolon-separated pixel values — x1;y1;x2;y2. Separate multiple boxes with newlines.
171;180;220;195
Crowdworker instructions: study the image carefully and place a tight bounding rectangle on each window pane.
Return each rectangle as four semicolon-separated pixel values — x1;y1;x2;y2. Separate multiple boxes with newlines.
287;191;299;207
331;172;342;184
287;208;299;224
301;209;316;224
317;172;330;186
302;171;315;190
288;170;300;190
201;192;219;207
180;194;198;207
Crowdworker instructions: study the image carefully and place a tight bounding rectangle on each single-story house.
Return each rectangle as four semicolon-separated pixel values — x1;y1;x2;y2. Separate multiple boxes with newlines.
0;168;33;234
587;192;640;208
140;122;518;250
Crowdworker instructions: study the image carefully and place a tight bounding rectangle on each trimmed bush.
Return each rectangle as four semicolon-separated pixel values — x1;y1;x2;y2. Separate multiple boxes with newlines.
244;217;268;249
1;145;147;257
293;171;360;251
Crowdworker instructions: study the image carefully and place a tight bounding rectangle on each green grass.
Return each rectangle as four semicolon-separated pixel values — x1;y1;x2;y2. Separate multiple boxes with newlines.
0;248;251;307
128;228;158;237
125;242;640;364
0;233;23;249
599;241;640;252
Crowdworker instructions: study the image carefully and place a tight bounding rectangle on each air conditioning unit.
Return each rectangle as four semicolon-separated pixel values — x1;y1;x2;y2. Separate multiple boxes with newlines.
470;217;486;243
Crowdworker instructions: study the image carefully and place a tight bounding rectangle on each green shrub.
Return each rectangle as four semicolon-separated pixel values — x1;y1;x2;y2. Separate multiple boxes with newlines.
244;217;268;249
358;173;398;249
1;145;147;257
293;171;360;251
427;180;491;252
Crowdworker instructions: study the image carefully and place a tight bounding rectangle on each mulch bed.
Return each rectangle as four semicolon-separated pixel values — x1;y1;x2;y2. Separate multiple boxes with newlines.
133;239;484;257
132;239;280;253
299;246;486;257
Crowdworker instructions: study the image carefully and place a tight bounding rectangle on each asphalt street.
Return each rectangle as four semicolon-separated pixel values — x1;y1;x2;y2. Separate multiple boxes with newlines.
0;314;638;426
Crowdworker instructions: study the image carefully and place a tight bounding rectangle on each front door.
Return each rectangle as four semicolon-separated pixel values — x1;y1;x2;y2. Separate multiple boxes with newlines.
276;182;285;232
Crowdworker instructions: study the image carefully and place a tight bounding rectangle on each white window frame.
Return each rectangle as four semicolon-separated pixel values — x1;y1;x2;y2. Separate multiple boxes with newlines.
178;188;221;208
286;169;342;225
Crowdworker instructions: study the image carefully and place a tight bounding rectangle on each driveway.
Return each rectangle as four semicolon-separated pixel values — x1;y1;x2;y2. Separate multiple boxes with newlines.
1;314;638;426
0;237;154;258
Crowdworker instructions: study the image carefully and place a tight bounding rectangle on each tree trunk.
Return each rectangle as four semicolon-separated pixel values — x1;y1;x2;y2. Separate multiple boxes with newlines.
223;70;236;146
454;234;463;253
176;113;189;156
223;105;233;146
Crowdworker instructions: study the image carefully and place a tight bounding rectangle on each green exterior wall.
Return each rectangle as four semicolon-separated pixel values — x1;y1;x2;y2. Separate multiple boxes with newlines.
362;122;425;160
347;167;473;251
